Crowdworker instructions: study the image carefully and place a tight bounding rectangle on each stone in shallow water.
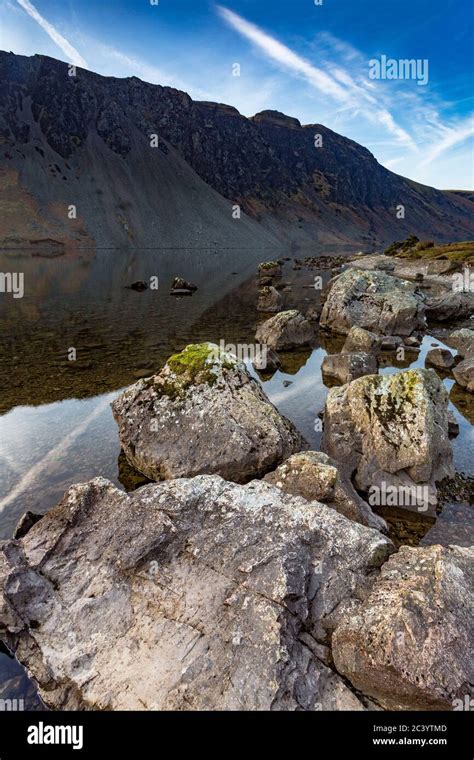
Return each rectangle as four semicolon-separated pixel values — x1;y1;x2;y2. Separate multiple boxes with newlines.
321;368;453;508
321;352;377;385
447;328;474;358
0;475;393;710
425;347;455;369
112;342;304;483
255;310;314;351
319;268;426;337
453;356;474;393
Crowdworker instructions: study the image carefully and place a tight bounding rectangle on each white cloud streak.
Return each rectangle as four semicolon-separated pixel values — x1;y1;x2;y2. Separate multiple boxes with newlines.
217;5;415;148
16;0;87;67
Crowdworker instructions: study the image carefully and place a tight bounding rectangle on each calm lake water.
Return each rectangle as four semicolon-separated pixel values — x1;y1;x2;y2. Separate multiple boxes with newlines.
0;245;473;708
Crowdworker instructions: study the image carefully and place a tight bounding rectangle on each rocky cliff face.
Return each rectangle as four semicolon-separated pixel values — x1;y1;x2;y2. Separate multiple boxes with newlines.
1;52;473;250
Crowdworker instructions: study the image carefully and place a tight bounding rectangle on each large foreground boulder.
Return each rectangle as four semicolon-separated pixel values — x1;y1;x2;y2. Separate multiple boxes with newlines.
255;310;314;351
321;368;453;509
263;451;386;531
332;544;473;710
0;476;393;711
319;268;426;336
112;343;304;483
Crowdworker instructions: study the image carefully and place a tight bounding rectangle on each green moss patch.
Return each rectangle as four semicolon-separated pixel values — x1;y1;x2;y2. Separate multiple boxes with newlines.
157;343;237;399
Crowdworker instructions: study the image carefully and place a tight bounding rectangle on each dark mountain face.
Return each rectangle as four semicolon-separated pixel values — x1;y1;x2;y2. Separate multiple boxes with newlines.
0;51;473;250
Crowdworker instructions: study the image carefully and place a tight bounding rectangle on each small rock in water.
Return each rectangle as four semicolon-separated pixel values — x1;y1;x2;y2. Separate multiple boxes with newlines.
127;280;148;291
257;285;283;313
425;347;454;370
170;277;197;294
255;310;314;351
282;380;293;387
322;352;378;385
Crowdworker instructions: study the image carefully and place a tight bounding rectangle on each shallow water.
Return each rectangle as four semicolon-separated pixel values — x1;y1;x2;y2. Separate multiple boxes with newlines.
0;247;472;706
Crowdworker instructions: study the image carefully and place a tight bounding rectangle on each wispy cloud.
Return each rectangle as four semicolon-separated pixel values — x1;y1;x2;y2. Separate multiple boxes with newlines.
216;5;415;148
217;5;474;182
16;0;87;67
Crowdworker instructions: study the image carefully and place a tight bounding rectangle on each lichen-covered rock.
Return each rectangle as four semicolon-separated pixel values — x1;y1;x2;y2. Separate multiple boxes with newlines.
425;291;474;321
258;261;282;282
425;347;454;369
342;326;380;353
321;368;453;507
257;285;283;313
332;544;473;710
0;475;393;710
112;343;304;483
263;451;386;531
322;352;377;385
255;310;314;351
447;328;474;358
319;268;426;336
453;356;474;393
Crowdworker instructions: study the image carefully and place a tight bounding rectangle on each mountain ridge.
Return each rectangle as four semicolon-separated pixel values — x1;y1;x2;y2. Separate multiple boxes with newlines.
1;51;473;250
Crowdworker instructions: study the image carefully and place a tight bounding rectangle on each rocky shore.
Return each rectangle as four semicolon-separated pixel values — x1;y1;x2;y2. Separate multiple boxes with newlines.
0;238;473;711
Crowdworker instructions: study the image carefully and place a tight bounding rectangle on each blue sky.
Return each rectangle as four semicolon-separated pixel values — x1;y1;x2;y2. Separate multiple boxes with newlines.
1;0;473;189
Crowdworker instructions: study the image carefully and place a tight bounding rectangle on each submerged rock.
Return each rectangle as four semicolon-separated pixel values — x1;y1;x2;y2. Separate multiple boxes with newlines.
332;544;473;710
257;285;283;313
321;352;377;385
112;342;304;483
0;475;393;710
319;268;426;336
255;310;314;351
263;451;386;531
321;368;453;509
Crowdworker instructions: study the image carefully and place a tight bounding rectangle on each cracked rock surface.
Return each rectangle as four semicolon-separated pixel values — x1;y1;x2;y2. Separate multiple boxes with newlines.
0;475;393;711
320;268;426;337
332;544;474;710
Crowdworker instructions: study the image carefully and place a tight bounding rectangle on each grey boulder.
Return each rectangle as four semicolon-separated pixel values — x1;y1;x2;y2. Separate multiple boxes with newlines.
257;285;283;313
255;310;314;351
0;475;393;711
332;544;473;710
447;328;474;358
425;290;474;321
263;451;386;531
112;343;304;483
453;356;474;393
319;268;426;337
322;352;378;385
342;326;381;353
425;347;454;369
321;368;453;509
